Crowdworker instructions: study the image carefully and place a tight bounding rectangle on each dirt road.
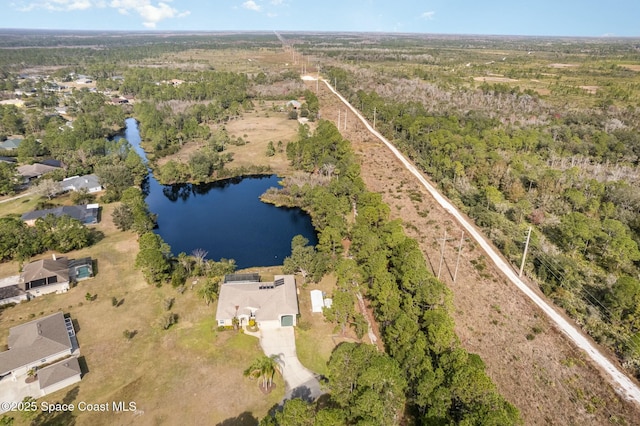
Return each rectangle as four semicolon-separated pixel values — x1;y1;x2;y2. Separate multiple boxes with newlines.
308;75;640;424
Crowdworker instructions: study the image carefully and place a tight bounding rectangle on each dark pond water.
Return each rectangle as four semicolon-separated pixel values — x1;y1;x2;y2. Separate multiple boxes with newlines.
116;117;317;269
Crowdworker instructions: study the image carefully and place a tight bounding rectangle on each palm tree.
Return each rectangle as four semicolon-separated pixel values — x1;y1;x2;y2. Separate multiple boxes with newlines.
243;354;283;390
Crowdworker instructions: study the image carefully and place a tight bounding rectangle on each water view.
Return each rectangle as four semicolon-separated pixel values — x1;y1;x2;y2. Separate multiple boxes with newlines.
115;118;317;268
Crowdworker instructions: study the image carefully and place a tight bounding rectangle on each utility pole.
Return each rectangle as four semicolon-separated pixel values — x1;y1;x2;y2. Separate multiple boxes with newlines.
519;227;532;277
437;229;447;279
453;231;464;283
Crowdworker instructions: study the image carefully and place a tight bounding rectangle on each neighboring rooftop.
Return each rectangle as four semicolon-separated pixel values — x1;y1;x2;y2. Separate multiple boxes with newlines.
60;174;102;193
17;163;60;180
0;138;23;150
0;312;73;376
21;204;99;225
20;256;70;290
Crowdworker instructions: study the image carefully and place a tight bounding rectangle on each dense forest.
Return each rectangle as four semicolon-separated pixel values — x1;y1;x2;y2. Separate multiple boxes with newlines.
262;120;521;424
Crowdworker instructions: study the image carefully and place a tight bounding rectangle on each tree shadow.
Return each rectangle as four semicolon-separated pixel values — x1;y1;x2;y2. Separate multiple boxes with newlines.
215;411;258;426
289;385;312;402
32;386;79;426
116;298;125;307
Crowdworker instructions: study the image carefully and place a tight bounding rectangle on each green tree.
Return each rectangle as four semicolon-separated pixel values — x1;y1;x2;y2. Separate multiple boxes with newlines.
244;355;282;390
16;136;41;163
135;232;172;284
327;343;406;426
283;235;319;283
0;162;17;195
266;141;275;157
112;203;134;231
197;278;219;305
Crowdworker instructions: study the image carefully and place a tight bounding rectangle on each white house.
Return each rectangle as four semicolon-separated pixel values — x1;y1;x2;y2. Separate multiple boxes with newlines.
216;275;299;328
60;174;102;193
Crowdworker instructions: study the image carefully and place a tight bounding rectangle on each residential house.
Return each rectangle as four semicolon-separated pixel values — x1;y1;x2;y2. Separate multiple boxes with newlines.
0;156;17;164
0;312;77;379
19;255;69;297
17;162;60;181
21;204;99;226
61;174;103;193
0;138;23;151
216;274;299;328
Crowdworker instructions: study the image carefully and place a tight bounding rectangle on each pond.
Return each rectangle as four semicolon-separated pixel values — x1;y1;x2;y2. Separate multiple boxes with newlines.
115;118;317;269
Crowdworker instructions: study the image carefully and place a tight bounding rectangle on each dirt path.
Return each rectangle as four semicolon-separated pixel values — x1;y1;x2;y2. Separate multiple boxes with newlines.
308;78;640;425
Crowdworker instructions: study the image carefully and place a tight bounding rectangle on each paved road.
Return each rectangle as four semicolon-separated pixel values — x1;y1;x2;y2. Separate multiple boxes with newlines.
258;325;322;402
321;78;640;406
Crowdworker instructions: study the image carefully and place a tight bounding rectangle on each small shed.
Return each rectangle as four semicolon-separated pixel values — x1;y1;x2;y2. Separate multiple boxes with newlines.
310;290;324;313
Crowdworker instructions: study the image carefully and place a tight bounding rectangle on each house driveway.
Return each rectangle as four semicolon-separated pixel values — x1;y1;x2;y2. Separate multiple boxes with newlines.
258;325;322;402
0;375;40;414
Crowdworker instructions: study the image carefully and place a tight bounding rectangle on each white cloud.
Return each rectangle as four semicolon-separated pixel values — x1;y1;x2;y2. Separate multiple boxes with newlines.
13;0;189;27
242;0;261;12
16;0;95;11
267;12;277;18
421;11;435;20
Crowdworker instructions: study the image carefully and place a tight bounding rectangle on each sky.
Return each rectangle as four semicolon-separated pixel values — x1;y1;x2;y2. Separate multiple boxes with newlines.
2;0;640;37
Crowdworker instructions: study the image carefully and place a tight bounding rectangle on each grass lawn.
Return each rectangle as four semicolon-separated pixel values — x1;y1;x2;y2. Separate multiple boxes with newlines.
0;201;283;425
0;193;41;219
294;274;341;378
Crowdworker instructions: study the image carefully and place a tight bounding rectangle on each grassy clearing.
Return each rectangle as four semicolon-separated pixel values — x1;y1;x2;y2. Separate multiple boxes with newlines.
223;102;299;175
0;194;41;219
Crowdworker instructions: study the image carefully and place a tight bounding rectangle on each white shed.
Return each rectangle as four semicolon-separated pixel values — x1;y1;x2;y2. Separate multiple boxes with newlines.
310;290;324;313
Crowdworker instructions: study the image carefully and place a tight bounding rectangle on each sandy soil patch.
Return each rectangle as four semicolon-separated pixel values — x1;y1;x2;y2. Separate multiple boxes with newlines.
620;64;640;72
473;76;519;83
310;79;640;425
579;86;599;94
549;63;578;68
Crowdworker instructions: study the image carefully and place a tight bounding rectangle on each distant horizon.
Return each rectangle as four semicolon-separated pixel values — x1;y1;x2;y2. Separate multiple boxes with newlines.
1;28;639;41
3;1;639;38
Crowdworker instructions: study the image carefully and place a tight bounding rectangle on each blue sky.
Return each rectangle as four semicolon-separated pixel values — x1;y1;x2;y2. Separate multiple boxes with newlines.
3;0;639;37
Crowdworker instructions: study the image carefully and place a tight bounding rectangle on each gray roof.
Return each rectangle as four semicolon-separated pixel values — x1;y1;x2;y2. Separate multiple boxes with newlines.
0;138;22;150
0;285;26;300
17;163;60;179
21;205;98;224
60;174;101;192
216;275;299;322
21;257;69;286
38;356;81;390
0;312;73;375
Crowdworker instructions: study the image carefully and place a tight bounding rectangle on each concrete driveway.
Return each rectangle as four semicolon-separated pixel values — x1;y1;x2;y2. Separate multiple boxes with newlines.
258;325;322;402
0;374;40;414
